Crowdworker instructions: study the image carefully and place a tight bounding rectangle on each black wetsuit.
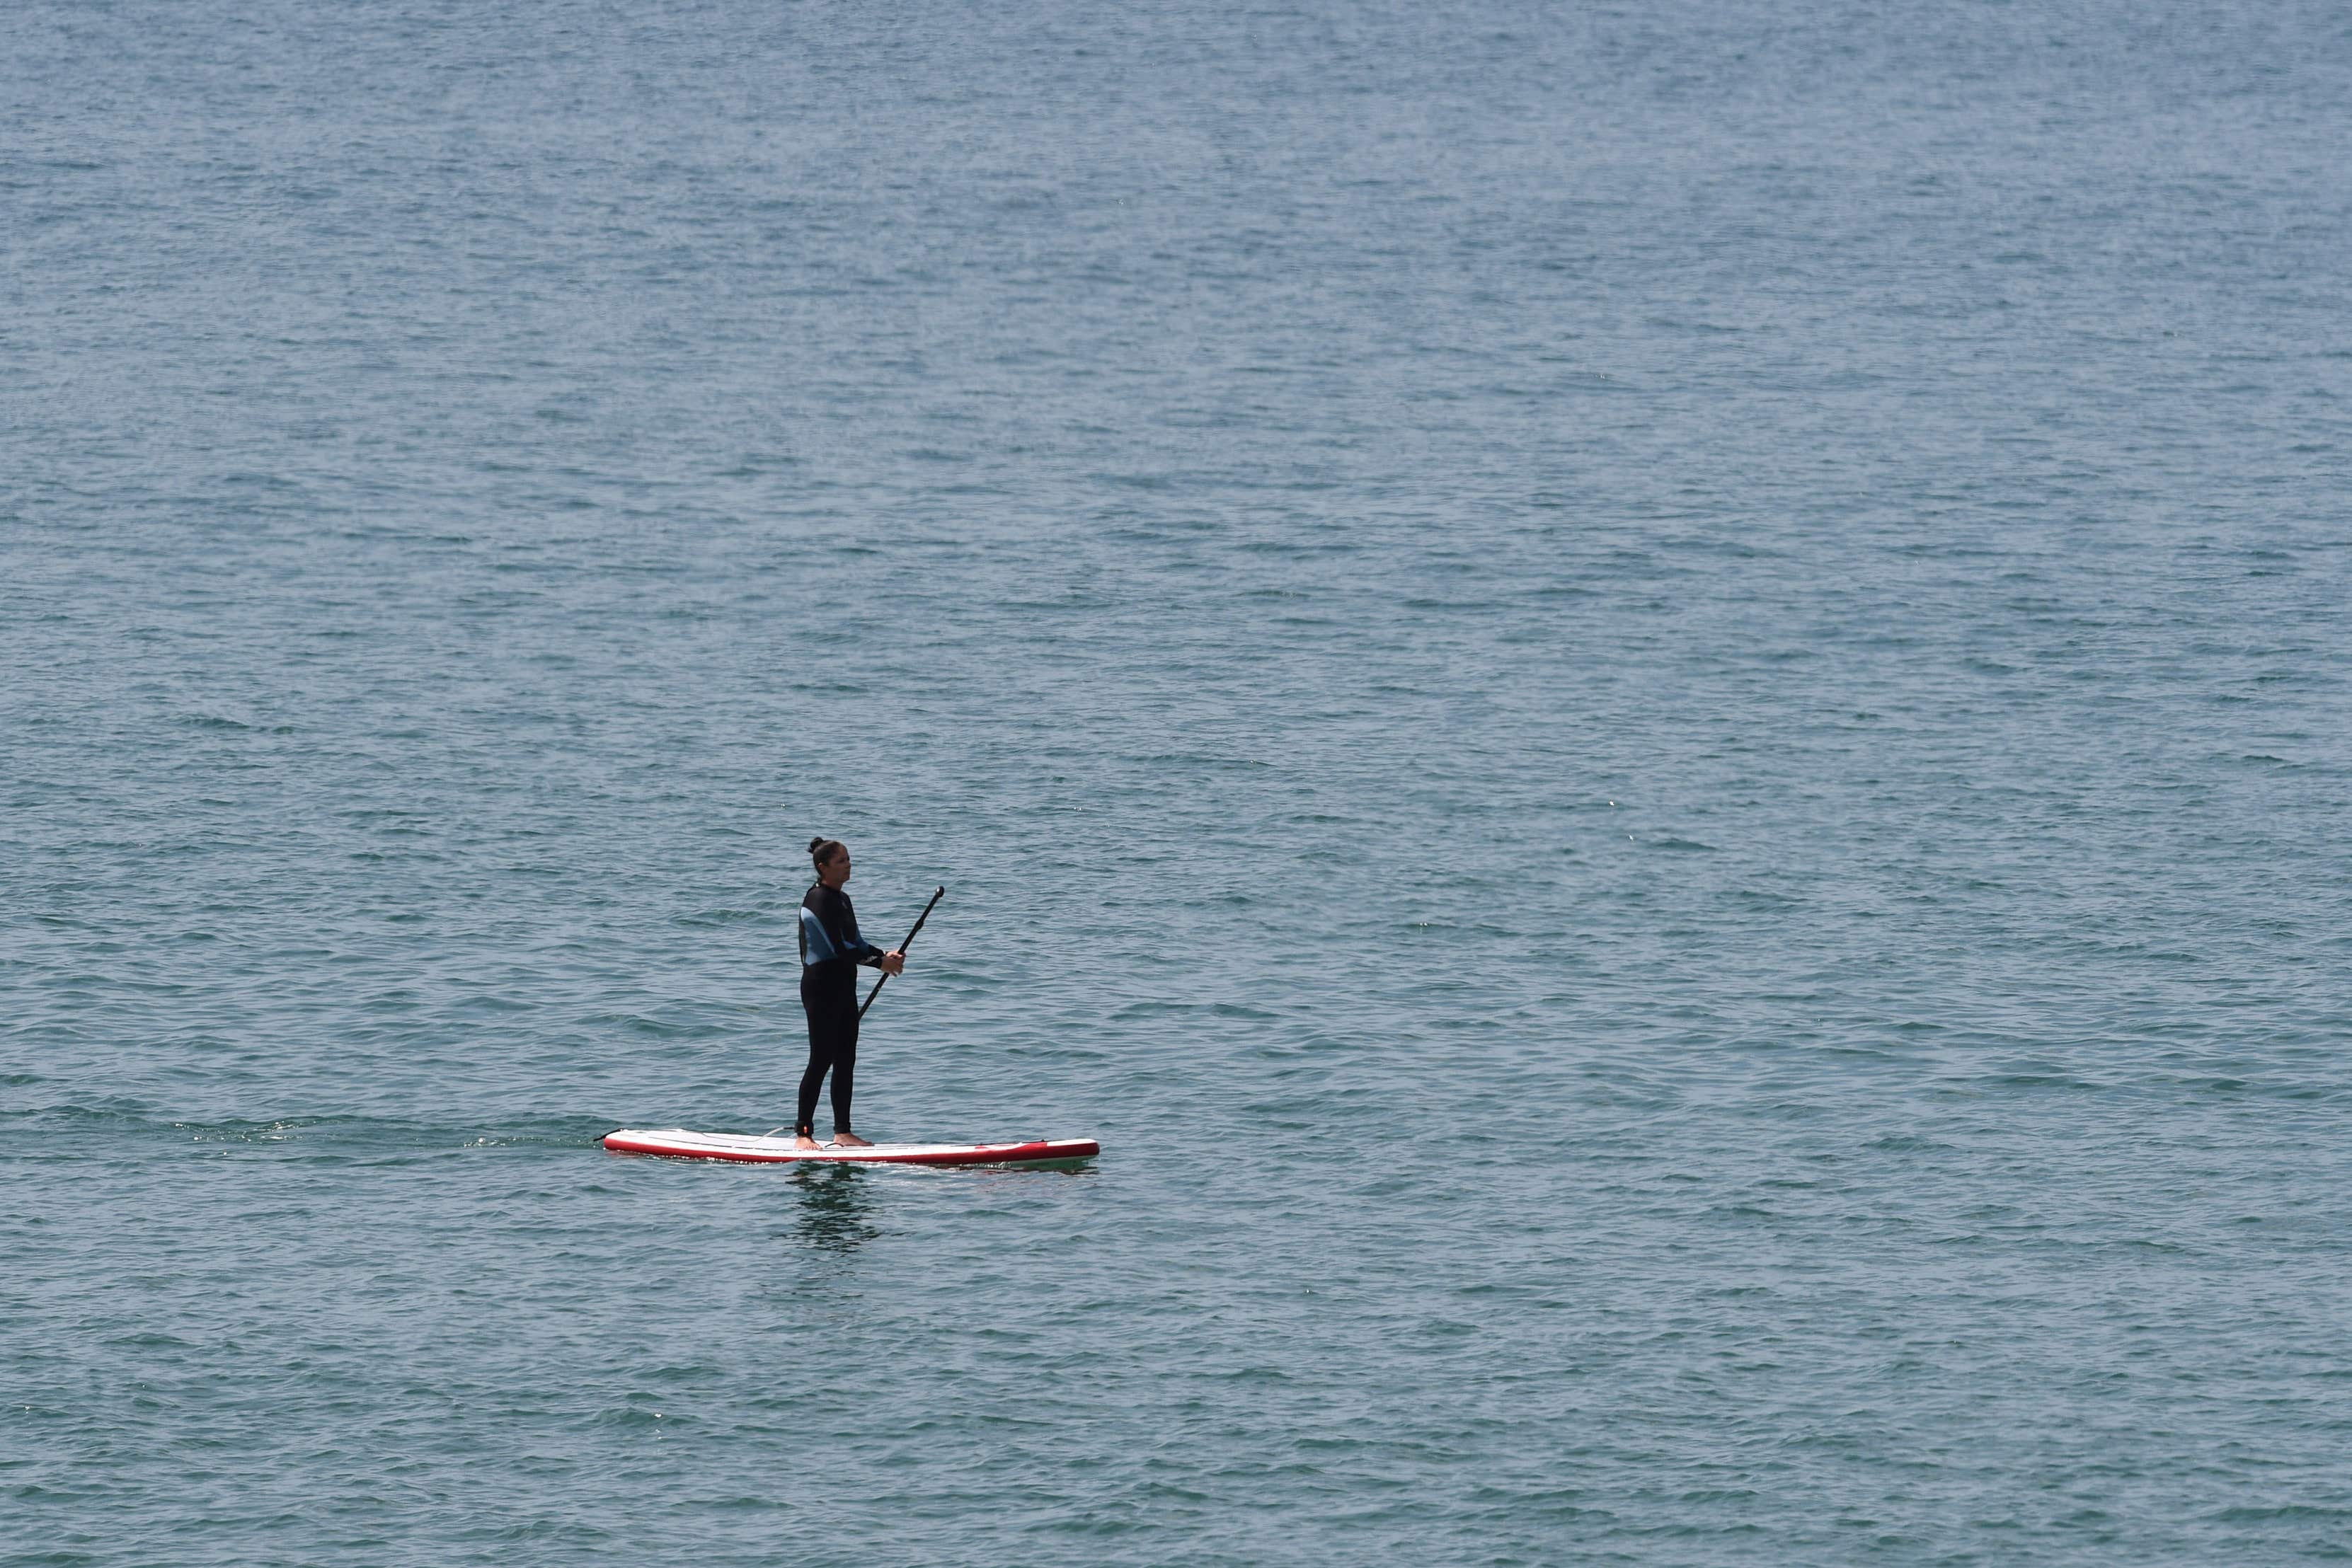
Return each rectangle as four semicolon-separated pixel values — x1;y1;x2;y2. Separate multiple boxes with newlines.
797;882;887;1138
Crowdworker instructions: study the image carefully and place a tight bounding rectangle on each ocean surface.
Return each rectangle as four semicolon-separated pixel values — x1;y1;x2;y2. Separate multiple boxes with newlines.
6;0;2351;1561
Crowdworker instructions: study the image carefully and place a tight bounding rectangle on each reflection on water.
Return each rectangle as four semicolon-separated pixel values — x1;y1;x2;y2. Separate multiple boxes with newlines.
789;1162;878;1253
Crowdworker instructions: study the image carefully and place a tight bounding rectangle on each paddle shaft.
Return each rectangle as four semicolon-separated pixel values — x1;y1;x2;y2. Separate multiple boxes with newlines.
859;885;945;1022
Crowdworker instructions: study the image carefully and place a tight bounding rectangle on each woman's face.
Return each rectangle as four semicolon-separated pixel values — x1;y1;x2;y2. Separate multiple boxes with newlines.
822;847;851;887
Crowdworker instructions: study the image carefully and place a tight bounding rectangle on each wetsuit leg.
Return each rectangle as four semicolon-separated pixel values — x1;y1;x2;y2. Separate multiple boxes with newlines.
794;1034;827;1139
797;975;859;1138
830;1009;858;1133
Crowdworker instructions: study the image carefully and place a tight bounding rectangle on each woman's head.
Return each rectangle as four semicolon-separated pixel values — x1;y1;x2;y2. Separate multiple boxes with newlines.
809;836;850;886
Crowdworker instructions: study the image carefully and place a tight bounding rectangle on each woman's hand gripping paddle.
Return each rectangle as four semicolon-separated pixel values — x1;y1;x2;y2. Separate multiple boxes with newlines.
859;886;945;1022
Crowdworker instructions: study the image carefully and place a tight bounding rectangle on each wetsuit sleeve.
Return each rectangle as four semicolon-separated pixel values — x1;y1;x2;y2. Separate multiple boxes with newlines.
842;924;886;968
801;889;885;968
842;902;887;968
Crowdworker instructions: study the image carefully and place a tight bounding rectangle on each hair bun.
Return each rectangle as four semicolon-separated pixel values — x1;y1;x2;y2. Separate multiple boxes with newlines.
808;836;827;855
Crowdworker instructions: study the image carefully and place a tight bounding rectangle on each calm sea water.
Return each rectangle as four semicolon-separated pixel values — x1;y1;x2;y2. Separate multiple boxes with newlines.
6;1;2351;1562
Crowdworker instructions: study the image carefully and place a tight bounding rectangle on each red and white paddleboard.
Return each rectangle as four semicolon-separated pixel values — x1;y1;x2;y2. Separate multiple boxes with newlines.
603;1127;1099;1168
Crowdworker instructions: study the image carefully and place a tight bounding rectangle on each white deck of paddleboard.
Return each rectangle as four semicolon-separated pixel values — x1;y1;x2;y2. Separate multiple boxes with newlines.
604;1128;1098;1165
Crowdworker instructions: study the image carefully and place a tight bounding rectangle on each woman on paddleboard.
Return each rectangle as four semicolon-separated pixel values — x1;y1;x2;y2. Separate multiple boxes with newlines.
796;837;903;1149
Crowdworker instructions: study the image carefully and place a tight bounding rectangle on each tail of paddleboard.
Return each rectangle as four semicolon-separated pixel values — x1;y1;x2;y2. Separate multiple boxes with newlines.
603;1128;1099;1168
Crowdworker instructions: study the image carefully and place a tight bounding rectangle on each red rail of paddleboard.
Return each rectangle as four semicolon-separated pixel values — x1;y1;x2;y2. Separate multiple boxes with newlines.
603;1131;1098;1166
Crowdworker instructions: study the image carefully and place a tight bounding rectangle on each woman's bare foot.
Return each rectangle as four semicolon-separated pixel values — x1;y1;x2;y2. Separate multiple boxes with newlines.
793;1134;822;1151
834;1131;874;1148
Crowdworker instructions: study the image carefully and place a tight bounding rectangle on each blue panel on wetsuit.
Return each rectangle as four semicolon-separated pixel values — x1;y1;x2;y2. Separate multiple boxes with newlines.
799;884;879;970
799;904;843;964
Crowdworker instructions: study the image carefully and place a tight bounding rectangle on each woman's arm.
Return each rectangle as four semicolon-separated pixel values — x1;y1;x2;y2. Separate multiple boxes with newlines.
828;891;889;967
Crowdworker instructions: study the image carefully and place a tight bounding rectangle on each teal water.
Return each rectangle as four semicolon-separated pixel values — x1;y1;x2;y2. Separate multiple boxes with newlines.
7;1;2352;1561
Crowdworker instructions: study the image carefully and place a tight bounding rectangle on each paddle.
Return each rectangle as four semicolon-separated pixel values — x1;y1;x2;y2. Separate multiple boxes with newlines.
859;885;945;1021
